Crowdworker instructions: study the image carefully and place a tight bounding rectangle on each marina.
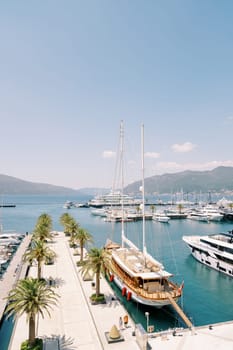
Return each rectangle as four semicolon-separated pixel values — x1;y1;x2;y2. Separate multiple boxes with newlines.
1;229;233;350
2;2;233;349
0;194;232;349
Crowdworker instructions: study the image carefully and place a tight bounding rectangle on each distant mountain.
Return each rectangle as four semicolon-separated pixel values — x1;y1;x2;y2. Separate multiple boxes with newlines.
0;174;78;195
75;188;110;196
0;166;232;195
124;166;233;195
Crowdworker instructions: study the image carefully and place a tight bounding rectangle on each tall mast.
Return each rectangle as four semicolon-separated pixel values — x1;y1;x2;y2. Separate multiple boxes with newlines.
141;124;147;255
120;120;125;247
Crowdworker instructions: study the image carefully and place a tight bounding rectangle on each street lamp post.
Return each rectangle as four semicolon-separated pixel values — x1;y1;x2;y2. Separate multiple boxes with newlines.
145;311;149;332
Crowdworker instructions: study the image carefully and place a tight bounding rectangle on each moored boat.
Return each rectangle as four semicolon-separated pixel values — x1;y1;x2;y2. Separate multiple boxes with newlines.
106;122;183;309
199;205;223;222
152;211;170;223
63;201;74;209
88;191;142;208
107;241;182;307
187;210;209;222
183;230;233;277
0;232;25;246
91;208;108;217
219;209;233;221
164;208;188;219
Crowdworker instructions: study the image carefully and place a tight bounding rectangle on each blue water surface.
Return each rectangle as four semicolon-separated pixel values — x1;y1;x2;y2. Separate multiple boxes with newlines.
0;194;232;347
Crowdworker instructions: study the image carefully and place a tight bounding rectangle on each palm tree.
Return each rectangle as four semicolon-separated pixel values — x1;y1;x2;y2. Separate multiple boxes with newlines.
67;220;79;244
75;228;93;262
36;213;52;230
150;204;155;214
33;224;53;242
177;203;184;214
5;278;59;347
135;205;141;214
24;239;56;279
33;213;53;242
80;247;111;298
59;213;78;236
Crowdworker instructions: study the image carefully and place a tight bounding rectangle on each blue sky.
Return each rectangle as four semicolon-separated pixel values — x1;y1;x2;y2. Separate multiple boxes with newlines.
0;1;233;189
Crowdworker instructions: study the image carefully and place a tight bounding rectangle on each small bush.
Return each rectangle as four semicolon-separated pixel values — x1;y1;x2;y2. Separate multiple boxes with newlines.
21;338;43;350
90;293;105;302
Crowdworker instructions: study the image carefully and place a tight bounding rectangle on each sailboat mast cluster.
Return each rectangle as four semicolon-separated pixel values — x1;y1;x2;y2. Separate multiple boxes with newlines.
105;121;184;308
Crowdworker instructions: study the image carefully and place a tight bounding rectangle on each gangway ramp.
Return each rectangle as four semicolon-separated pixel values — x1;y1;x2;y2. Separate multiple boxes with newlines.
166;293;194;329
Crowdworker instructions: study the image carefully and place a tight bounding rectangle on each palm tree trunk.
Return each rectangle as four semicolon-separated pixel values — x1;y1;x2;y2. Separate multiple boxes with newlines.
29;314;36;345
96;272;100;297
38;260;42;279
80;244;84;262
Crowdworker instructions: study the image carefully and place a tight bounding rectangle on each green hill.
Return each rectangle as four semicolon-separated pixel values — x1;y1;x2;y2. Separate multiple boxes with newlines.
0;174;77;195
124;166;233;195
0;166;232;195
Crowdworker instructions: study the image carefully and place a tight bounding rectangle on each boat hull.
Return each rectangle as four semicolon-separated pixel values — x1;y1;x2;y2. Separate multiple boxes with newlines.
187;215;209;222
190;249;233;277
110;273;179;308
153;215;170;223
183;236;233;277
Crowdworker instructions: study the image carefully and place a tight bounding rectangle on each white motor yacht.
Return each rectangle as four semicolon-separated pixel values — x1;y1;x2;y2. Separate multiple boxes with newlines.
152;212;170;223
199;205;223;222
183;230;233;277
187;210;209;222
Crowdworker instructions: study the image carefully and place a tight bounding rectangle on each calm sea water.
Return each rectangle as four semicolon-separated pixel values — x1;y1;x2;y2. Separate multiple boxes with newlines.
0;194;232;347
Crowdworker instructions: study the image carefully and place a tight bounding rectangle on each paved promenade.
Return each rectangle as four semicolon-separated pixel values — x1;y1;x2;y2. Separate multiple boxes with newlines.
147;321;233;349
9;232;140;350
7;231;233;350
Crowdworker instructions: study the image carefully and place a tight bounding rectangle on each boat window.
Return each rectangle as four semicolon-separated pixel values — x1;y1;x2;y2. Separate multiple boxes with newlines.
200;238;233;255
215;254;233;265
219;266;226;272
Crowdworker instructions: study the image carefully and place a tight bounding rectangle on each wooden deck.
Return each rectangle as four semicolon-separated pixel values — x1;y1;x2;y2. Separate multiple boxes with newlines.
113;248;161;274
111;258;181;301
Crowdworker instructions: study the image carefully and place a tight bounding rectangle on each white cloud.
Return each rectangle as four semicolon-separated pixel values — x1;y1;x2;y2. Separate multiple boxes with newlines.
102;150;116;158
171;142;196;153
145;152;160;159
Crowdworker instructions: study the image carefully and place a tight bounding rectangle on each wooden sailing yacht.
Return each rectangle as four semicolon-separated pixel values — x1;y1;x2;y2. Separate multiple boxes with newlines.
106;122;184;308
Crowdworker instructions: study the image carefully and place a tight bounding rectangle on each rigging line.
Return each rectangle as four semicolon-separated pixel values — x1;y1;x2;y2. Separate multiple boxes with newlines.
164;223;180;278
112;121;123;192
159;305;183;325
109;218;115;243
